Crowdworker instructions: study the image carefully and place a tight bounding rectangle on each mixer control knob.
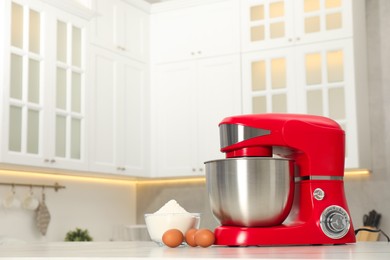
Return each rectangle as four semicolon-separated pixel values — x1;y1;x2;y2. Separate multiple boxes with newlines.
320;205;351;239
313;188;325;200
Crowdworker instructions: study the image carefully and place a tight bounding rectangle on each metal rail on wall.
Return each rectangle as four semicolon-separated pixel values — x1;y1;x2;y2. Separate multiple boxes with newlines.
0;182;66;192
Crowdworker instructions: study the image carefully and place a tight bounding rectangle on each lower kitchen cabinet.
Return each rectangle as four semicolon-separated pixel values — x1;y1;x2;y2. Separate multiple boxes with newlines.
151;55;241;177
89;46;149;176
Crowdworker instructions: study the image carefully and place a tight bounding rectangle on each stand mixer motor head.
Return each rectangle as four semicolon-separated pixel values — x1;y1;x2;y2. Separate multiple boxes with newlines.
218;113;345;177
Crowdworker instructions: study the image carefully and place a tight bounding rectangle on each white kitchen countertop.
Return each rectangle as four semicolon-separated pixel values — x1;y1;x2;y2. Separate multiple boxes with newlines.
0;241;389;259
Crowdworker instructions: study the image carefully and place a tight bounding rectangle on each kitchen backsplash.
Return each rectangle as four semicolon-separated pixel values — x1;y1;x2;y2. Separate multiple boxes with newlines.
0;171;136;242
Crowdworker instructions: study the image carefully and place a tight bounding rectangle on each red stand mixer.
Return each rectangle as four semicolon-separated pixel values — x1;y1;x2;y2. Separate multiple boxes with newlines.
205;113;356;246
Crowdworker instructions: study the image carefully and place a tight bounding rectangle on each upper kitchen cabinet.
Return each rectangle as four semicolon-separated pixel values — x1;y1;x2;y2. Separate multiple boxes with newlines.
89;46;149;177
241;0;352;52
151;55;241;177
241;0;370;170
0;0;94;171
151;0;240;63
90;0;150;62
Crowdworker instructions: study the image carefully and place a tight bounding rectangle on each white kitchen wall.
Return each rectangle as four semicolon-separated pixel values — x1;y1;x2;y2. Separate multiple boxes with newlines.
344;0;390;239
0;170;136;242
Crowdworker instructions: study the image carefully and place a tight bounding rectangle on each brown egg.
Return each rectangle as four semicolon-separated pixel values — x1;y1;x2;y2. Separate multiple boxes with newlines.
184;228;198;247
162;229;184;248
194;229;215;248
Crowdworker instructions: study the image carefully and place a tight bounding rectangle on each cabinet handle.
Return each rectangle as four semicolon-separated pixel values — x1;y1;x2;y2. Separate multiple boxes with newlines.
50;159;56;163
192;168;196;172
191;52;195;55
197;51;202;55
44;159;50;163
296;37;300;41
288;38;293;42
199;168;203;172
117;46;126;51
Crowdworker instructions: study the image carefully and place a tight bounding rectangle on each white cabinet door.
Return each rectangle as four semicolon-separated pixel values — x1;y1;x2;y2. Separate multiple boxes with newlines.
91;0;149;62
152;61;198;177
294;40;358;169
242;39;365;169
151;0;240;63
241;0;353;52
89;46;148;176
197;55;242;168
118;57;149;175
241;47;296;114
152;55;241;177
1;0;89;171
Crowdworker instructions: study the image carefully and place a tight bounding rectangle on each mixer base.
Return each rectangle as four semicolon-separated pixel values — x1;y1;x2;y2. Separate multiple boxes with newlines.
213;224;356;246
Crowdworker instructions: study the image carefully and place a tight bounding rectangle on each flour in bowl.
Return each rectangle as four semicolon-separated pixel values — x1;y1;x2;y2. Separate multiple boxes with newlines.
154;199;190;214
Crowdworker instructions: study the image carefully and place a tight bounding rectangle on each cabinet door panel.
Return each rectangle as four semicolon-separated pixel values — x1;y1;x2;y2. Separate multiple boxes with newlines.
294;0;353;44
152;0;239;63
197;0;240;58
91;0;115;50
294;40;357;168
153;62;197;176
53;15;87;168
197;55;242;168
241;0;354;52
242;48;296;114
91;0;148;61
121;60;147;174
89;49;117;171
241;0;294;52
121;2;148;61
4;2;46;166
151;9;194;63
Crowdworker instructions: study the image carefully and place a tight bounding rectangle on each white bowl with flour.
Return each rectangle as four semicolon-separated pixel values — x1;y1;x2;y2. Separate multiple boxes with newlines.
144;200;200;245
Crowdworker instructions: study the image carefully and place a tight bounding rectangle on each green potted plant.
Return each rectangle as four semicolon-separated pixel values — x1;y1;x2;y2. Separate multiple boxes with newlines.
65;228;93;242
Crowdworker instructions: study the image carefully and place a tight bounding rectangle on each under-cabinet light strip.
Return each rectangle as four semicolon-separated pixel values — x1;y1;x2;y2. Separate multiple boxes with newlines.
0;168;369;186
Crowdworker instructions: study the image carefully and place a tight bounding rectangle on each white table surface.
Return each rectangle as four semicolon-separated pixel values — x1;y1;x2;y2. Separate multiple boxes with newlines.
0;241;389;259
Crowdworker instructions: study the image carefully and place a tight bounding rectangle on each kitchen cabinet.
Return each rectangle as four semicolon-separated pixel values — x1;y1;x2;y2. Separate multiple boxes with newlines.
241;0;353;52
0;0;93;171
151;0;239;64
241;0;370;170
90;0;149;62
89;46;149;176
151;55;241;177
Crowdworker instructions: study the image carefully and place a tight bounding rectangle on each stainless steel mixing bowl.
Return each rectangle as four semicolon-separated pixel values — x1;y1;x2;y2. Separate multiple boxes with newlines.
205;157;294;227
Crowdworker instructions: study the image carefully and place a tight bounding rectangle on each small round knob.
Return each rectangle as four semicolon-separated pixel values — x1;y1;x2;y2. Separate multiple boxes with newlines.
313;188;325;200
320;205;350;239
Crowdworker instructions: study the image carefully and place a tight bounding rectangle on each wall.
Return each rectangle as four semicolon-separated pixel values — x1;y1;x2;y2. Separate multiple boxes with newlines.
0;170;136;242
136;0;390;241
344;0;390;238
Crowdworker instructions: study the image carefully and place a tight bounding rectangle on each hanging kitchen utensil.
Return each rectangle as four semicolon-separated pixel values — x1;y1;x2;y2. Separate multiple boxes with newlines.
36;187;51;236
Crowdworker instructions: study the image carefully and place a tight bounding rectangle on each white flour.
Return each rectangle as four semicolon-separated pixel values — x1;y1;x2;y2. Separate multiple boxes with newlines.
154;199;190;214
